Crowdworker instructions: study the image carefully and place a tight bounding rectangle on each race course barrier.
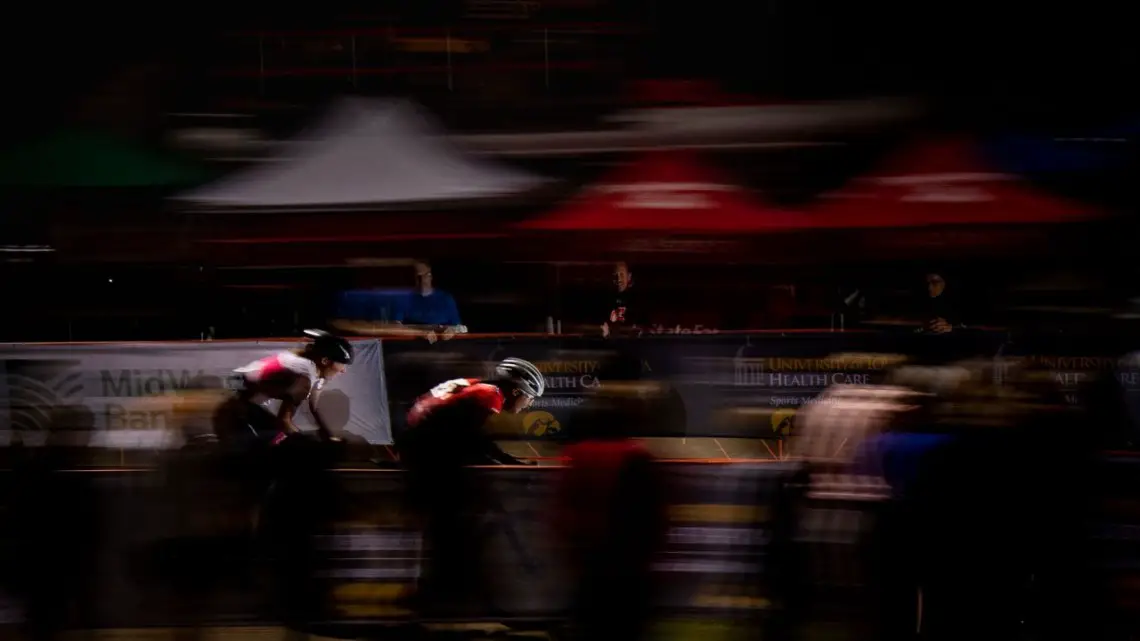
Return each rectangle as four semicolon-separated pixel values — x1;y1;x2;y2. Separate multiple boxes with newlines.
2;328;1140;452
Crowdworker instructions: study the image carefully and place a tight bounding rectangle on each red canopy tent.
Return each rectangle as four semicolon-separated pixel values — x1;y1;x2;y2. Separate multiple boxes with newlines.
516;150;801;234
781;136;1105;261
805;137;1096;228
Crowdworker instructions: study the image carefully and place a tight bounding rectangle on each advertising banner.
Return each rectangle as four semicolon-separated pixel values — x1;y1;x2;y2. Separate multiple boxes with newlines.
0;339;391;447
994;335;1140;434
0;329;1108;448
383;331;1008;440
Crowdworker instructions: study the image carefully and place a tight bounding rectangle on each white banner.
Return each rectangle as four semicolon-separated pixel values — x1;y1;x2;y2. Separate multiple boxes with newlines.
0;339;391;448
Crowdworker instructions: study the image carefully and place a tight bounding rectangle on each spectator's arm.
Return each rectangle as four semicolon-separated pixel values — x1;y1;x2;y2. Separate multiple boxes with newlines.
331;290;433;337
330;318;431;338
451;397;528;465
444;293;462;327
599;294;617;335
438;294;467;340
391;300;407;324
466;401;526;465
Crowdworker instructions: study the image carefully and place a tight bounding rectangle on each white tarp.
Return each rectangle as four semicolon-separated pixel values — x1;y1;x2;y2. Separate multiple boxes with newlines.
177;98;548;210
0;339;391;448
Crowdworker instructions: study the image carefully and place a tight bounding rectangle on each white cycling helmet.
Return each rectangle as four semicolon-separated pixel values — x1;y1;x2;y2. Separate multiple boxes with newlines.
495;357;545;398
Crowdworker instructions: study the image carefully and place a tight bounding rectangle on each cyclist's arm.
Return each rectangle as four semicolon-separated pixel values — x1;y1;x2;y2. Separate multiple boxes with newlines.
469;402;527;465
481;437;527;465
307;386;337;441
445;395;527;465
277;377;313;434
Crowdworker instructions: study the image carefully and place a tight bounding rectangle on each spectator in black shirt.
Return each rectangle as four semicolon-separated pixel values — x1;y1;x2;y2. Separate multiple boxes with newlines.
921;272;963;334
602;262;646;337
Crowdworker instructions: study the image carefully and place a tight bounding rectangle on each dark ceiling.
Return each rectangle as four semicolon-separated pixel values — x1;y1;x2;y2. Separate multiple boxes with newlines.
2;0;1137;141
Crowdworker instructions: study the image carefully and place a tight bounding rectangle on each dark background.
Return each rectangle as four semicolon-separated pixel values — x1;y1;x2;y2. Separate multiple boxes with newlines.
4;1;1137;138
0;1;1136;341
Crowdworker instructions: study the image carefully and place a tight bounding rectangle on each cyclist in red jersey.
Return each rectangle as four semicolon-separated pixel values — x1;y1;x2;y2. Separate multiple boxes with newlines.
215;329;354;448
399;357;544;468
396;357;543;613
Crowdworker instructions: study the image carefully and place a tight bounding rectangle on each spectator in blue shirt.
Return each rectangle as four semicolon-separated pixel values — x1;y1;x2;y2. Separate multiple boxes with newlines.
396;260;463;328
331;260;465;343
379;260;465;343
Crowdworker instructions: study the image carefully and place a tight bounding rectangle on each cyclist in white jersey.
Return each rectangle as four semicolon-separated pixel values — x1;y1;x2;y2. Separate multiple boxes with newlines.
215;329;353;447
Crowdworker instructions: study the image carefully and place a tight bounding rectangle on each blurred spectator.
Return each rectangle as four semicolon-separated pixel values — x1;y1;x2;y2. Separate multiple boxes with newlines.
333;260;465;342
885;361;1055;641
788;383;928;641
555;378;667;641
398;260;463;329
790;384;919;493
601;261;647;337
919;272;963;334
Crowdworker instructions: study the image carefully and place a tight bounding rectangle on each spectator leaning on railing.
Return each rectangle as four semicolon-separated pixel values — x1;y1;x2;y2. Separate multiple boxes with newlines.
333;260;467;343
600;261;648;338
918;271;965;334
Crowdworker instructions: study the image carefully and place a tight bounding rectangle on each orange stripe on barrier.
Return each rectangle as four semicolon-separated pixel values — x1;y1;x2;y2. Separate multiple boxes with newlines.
49;458;788;474
0;333;564;346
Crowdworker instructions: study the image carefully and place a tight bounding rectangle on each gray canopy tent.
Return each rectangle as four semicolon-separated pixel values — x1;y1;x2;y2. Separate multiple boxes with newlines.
175;98;551;212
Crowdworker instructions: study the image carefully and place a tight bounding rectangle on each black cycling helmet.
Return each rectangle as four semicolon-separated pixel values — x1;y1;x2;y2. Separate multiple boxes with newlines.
494;357;545;398
303;329;354;365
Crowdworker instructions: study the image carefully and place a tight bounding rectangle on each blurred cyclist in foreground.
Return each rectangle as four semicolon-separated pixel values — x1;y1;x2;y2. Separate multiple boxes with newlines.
395;357;542;613
554;354;667;641
223;330;355;631
150;332;353;636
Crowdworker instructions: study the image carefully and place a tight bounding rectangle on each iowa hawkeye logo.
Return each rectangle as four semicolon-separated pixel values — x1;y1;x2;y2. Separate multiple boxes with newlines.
522;411;561;437
771;409;796;437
